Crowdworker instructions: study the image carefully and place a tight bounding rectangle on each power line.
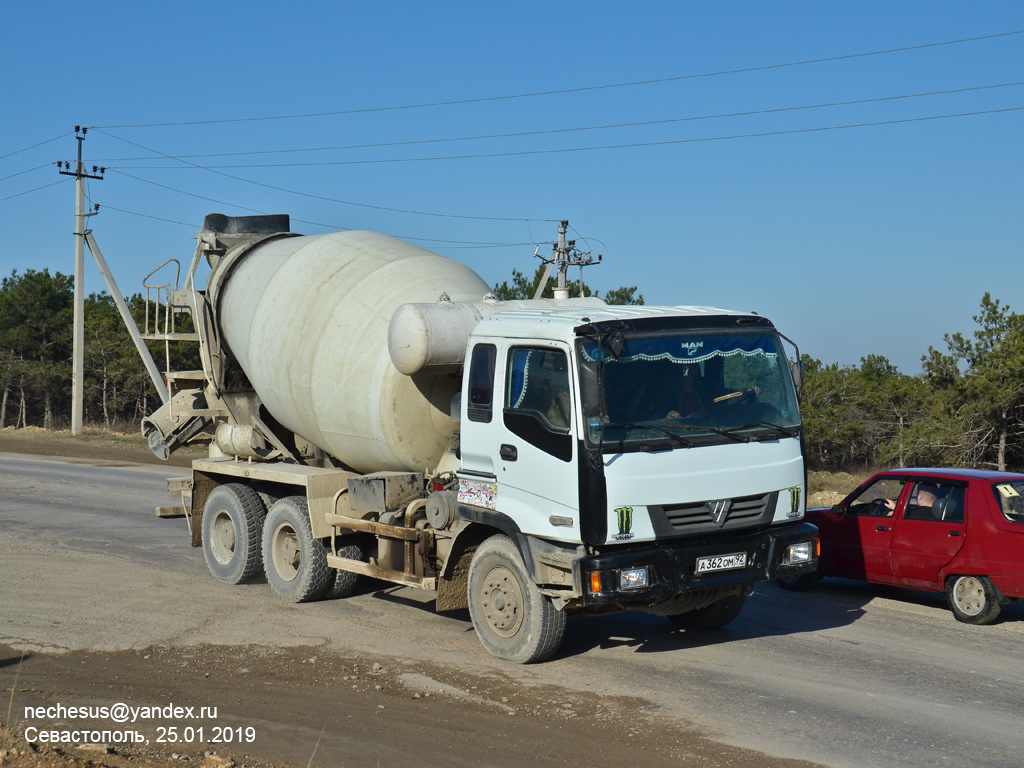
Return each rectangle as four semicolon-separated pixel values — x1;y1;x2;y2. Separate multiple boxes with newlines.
105;106;1024;168
0;177;71;204
0;163;55;183
93;81;1024;162
109;169;544;248
93;30;1024;129
0;132;73;162
96;130;558;223
99;204;198;228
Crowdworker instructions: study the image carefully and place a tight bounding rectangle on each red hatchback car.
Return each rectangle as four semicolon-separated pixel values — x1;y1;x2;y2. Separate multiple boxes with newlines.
778;468;1024;624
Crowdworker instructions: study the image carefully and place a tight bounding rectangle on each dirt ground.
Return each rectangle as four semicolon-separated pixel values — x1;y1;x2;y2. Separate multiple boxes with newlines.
0;642;824;768
0;429;827;768
0;427;202;469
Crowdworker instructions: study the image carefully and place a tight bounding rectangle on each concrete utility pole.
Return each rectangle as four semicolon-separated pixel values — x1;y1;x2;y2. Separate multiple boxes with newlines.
532;220;602;301
554;220;569;300
58;127;104;435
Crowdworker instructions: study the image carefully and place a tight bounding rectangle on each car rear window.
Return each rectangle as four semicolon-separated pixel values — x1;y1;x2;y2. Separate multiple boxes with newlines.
992;481;1024;523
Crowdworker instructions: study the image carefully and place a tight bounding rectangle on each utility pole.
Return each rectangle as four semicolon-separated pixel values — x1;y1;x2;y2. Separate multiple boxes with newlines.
58;127;104;435
532;219;602;300
554;221;569;299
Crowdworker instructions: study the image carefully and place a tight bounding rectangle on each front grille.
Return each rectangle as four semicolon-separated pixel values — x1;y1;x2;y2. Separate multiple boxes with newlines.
647;492;777;537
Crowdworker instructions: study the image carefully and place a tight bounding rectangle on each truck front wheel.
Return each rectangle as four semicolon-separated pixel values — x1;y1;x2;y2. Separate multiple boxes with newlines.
262;496;332;603
202;483;267;584
467;535;566;664
669;594;747;630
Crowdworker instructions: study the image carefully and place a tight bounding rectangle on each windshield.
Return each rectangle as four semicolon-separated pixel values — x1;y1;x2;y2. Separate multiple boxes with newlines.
577;329;800;449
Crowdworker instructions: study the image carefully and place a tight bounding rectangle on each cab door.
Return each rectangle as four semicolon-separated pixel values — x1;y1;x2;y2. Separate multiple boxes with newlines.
493;343;580;538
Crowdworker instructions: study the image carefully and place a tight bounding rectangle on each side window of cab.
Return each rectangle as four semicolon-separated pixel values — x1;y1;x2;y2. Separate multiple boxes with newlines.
503;346;574;462
467;344;496;423
505;347;572;431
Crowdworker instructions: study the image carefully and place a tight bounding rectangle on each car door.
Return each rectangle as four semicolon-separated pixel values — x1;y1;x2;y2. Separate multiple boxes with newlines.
890;479;967;589
828;476;907;581
494;343;580;537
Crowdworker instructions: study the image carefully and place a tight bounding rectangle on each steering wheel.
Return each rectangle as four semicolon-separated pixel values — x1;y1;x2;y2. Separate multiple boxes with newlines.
713;387;761;405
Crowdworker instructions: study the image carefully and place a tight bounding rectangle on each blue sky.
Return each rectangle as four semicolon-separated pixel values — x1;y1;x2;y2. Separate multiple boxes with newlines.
2;2;1022;373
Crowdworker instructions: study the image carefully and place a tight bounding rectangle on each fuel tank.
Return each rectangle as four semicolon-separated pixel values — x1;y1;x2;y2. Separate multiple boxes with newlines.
214;230;491;473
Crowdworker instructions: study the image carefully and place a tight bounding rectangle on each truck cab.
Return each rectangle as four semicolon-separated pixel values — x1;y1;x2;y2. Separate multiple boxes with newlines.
449;305;817;656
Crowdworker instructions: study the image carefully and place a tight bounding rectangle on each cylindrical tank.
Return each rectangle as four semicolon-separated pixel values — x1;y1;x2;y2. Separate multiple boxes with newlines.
214;230;491;474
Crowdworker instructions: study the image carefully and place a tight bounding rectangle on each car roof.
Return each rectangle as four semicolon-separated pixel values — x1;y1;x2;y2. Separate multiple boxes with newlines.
874;468;1024;482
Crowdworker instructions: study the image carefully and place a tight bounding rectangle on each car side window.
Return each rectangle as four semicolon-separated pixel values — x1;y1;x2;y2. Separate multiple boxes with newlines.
847;478;904;517
992;481;1024;522
903;481;965;523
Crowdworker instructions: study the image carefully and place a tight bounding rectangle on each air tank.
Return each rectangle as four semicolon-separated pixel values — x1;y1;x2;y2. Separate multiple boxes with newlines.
214;230;491;474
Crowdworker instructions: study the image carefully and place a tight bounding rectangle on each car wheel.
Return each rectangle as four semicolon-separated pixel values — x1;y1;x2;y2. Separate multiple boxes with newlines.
467;535;566;663
262;496;332;603
946;575;1001;625
202;483;267;584
775;573;816;592
669;594;747;630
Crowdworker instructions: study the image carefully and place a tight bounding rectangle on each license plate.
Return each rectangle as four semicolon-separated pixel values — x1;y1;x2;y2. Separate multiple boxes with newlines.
696;552;747;573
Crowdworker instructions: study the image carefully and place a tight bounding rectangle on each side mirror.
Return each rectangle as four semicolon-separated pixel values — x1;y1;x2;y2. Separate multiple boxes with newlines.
831;504;844;516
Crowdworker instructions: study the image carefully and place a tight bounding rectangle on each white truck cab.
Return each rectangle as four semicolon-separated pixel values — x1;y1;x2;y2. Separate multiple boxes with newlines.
452;305;815;633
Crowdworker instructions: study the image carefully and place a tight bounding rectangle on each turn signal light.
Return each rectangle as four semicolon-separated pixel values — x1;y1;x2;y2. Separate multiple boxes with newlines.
589;571;602;594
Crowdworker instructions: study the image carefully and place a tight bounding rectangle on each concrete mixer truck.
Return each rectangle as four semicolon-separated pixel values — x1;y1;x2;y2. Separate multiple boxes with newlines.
143;213;818;663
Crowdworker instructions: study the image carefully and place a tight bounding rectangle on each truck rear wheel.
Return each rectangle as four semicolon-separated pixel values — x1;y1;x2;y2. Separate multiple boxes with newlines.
946;575;1002;625
669;594;747;630
329;538;366;599
467;535;566;664
262;496;332;603
202;483;267;584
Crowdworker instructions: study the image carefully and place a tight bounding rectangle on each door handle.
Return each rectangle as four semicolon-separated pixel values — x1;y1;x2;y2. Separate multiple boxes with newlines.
500;444;518;461
948;531;962;537
875;525;891;532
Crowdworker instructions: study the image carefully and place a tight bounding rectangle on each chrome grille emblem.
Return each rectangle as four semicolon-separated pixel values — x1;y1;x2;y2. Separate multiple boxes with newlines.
705;499;733;528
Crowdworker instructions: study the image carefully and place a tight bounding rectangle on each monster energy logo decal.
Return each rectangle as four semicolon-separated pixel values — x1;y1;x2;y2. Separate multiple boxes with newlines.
788;487;802;518
613;506;634;540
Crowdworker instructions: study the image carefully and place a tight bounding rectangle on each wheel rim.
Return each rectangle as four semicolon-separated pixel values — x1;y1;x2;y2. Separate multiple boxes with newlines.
480;565;525;638
209;509;237;565
271;522;301;582
953;576;986;616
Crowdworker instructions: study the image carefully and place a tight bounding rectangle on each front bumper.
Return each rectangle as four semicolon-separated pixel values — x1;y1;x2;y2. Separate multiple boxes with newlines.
579;522;818;607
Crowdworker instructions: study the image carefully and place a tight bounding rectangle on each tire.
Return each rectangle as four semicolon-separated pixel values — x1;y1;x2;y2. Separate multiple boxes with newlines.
202;483;267;584
262;496;332;603
467;535;566;664
776;573;816;592
946;575;1002;625
669;594;747;630
328;538;365;599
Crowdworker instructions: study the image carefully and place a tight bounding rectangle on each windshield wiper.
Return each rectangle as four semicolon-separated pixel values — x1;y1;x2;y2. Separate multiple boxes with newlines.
723;421;800;438
660;423;751;443
603;422;694;448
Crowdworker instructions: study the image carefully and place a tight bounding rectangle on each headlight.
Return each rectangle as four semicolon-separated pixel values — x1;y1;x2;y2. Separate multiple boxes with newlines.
619;567;649;590
785;542;813;564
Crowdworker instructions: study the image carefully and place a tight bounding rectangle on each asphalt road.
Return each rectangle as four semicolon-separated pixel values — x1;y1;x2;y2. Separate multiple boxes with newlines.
2;452;1022;768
